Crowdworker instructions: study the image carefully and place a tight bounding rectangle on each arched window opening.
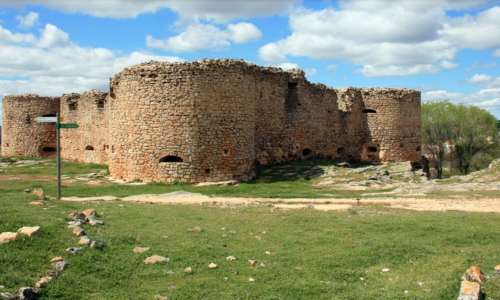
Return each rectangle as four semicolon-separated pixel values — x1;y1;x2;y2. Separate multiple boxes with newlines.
368;146;377;153
42;147;56;153
337;147;346;155
159;155;183;163
362;109;377;113
85;145;94;151
302;148;312;156
416;146;421;151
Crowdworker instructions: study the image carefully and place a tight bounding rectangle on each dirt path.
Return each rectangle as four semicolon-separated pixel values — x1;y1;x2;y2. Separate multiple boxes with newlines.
61;193;500;213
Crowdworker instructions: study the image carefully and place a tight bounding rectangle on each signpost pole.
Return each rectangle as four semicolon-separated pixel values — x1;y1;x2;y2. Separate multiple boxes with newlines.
57;113;61;200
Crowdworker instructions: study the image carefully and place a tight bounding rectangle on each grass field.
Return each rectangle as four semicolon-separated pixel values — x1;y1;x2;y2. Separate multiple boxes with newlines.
1;157;500;299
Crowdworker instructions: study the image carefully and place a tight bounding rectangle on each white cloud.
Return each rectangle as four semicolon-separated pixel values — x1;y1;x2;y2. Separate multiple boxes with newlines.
16;12;39;29
146;22;261;52
423;89;500;112
493;49;500;57
304;68;317;76
440;60;458;69
465;61;497;72
1;0;298;21
277;62;299;70
357;64;441;78
0;23;184;116
258;3;500;77
325;64;337;71
464;74;500;89
417;84;437;91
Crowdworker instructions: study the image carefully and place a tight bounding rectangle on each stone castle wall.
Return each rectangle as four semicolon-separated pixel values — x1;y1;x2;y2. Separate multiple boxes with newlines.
1;94;60;158
1;59;422;183
60;90;110;164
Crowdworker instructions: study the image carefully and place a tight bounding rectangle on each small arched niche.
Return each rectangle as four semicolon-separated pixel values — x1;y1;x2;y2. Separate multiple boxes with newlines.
337;147;346;155
362;109;377;114
42;147;56;153
159;155;183;163
302;148;312;156
85;145;94;151
368;146;377;153
416;146;421;151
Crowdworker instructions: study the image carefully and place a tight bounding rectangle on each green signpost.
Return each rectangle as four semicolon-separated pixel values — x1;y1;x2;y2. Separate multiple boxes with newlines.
55;114;79;200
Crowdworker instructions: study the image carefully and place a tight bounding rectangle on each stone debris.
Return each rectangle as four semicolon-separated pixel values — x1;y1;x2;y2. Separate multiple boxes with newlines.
0;232;18;244
24;189;30;194
208;263;218;269
184;267;193;274
457;281;481;300
68;211;86;221
66;247;84;255
229;231;236;234
78;237;92;245
51;261;68;272
133;247;150;253
154;296;169;300
18;287;39;300
67;221;81;228
34;277;51;289
495;265;500;275
255;236;262;240
88;218;104;226
266;251;271;255
0;286;4;289
221;227;228;231
33;188;45;200
90;241;105;249
29;201;43;206
462;266;486;284
226;256;236;261
194;226;202;232
82;208;96;218
381;268;390;273
248;260;259;266
249;278;256;282
144;255;170;264
17;226;41;237
195;180;239;187
72;228;85;236
50;257;64;262
0;292;15;300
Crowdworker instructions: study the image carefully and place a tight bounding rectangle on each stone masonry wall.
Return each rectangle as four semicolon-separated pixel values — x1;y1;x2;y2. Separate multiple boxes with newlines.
1;59;422;183
60;90;110;164
1;94;60;158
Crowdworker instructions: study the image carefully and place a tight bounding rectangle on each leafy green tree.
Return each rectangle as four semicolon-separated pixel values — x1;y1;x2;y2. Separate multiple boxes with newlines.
421;100;499;178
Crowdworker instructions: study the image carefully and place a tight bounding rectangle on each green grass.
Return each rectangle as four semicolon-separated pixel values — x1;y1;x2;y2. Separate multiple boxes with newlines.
2;195;500;299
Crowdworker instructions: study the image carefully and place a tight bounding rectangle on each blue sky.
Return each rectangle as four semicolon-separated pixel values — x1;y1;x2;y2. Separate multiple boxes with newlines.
1;0;500;122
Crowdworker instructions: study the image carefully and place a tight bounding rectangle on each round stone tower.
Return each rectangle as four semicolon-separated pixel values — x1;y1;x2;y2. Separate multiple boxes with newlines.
361;88;421;162
107;59;256;183
1;94;60;158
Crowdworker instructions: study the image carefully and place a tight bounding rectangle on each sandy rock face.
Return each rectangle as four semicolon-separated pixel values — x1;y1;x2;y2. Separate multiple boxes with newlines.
17;226;41;237
0;232;18;244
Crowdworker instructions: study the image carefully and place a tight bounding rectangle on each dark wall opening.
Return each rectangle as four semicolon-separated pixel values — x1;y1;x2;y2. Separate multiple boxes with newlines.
159;155;183;163
416;146;421;151
302;148;312;156
368;146;377;152
337;147;346;155
285;82;299;107
362;109;377;113
85;145;94;151
42;147;56;152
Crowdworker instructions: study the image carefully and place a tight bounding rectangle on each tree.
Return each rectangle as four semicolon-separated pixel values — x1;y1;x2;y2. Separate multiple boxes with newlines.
421;100;499;178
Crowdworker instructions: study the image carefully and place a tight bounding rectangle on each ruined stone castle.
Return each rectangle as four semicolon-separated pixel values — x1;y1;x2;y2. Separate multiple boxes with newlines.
1;59;421;183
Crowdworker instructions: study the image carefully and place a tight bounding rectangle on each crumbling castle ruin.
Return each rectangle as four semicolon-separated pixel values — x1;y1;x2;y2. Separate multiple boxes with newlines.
1;59;422;183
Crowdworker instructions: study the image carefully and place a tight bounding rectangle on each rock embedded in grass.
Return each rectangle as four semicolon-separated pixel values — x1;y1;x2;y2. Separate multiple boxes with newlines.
34;277;51;288
17;226;41;237
208;263;218;269
458;281;482;300
33;188;45;200
0;232;18;244
82;209;96;218
29;201;43;206
68;211;86;221
226;256;236;261
88;218;104;226
144;255;170;264
184;267;192;274
51;261;68;272
133;247;150;253
0;292;15;299
154;295;169;300
50;257;63;263
72;228;85;236
381;269;390;273
462;266;486;284
66;247;84;255
78;237;91;245
90;241;105;249
495;265;500;275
